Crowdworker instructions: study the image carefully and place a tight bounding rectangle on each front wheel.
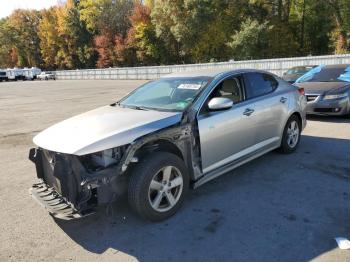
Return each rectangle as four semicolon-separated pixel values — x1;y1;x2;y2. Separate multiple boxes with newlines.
279;115;301;154
128;152;189;222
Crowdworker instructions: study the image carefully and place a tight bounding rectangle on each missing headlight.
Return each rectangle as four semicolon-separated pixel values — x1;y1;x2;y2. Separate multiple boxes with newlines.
92;148;124;167
80;146;127;171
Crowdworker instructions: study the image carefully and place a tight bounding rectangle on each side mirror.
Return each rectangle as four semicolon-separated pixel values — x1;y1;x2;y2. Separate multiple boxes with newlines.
208;97;233;111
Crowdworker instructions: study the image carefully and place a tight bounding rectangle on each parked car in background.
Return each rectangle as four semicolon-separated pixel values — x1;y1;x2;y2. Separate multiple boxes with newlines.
37;71;56;80
29;69;306;221
294;64;350;117
0;69;8;82
23;67;42;80
283;66;317;83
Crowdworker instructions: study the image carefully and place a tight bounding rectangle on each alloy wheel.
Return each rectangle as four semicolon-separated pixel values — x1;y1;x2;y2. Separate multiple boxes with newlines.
287;120;299;148
148;166;183;212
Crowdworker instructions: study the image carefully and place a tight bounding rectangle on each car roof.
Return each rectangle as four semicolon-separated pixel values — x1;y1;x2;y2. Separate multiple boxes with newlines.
323;64;350;69
289;65;316;69
162;68;274;78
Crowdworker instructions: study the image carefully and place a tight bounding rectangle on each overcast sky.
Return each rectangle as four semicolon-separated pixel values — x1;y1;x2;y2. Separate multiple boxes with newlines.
0;0;59;19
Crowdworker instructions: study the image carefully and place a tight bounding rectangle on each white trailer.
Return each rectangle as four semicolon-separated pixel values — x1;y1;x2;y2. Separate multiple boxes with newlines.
7;68;25;81
23;67;42;80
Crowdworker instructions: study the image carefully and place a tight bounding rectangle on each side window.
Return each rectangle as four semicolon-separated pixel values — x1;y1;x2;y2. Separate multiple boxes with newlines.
244;73;278;99
209;76;244;103
200;76;244;114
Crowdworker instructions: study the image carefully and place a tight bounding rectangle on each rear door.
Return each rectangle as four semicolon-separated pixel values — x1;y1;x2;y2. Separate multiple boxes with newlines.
242;72;289;144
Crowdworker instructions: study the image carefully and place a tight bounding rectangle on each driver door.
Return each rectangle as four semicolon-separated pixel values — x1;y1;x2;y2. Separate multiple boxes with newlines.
197;75;257;174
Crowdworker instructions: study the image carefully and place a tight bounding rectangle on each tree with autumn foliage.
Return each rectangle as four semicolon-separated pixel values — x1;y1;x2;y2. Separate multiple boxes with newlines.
55;0;95;69
117;3;168;66
0;0;349;69
79;0;134;68
38;7;61;69
6;9;42;67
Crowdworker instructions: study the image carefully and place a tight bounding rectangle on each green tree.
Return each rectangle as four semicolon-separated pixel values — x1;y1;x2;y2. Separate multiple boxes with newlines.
56;0;95;69
324;0;350;53
7;9;42;67
79;0;133;35
38;7;61;69
122;3;168;65
0;19;17;68
228;18;270;60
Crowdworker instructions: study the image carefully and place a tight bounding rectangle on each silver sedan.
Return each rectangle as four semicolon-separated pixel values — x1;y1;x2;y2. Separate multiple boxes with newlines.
295;64;350;116
29;68;307;221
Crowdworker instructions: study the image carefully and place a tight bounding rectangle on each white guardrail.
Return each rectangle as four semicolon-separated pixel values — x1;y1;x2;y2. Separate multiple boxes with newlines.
54;54;350;80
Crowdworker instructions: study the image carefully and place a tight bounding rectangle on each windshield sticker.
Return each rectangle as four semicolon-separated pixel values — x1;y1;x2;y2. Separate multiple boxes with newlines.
338;66;350;82
177;83;202;90
295;64;325;83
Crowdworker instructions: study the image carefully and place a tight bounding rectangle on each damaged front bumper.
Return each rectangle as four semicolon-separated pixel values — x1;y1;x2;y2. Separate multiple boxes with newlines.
29;181;94;220
28;147;128;220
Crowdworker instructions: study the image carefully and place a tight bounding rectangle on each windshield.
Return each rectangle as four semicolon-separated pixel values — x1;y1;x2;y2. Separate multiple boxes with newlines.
286;66;313;75
119;77;210;111
296;65;350;83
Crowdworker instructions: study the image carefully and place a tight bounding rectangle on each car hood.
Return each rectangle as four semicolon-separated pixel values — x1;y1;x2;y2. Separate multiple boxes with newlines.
295;81;350;95
33;105;182;155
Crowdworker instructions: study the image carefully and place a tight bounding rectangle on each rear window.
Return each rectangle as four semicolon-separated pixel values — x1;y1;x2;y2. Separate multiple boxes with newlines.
244;73;278;99
308;67;348;82
287;67;313;74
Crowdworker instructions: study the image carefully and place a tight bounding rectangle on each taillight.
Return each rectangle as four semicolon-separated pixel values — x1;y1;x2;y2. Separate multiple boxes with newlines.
298;87;305;95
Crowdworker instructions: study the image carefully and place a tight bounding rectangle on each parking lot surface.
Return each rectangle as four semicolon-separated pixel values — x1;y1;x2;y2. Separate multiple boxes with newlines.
1;80;350;262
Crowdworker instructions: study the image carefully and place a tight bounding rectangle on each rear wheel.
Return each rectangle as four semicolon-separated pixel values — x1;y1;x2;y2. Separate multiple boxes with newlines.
128;152;189;222
279;115;301;154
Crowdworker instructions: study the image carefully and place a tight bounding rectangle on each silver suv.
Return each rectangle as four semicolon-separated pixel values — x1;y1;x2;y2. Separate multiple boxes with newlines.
29;69;307;221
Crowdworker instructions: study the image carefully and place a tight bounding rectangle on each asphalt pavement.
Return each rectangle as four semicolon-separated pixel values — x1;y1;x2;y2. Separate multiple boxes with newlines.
1;80;350;262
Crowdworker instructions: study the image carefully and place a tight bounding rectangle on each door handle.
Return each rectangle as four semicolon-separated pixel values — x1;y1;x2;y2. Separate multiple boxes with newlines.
243;108;254;116
280;97;287;103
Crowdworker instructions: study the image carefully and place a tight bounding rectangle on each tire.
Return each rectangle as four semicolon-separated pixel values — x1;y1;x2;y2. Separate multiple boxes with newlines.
128;152;189;222
279;115;301;154
343;108;350;118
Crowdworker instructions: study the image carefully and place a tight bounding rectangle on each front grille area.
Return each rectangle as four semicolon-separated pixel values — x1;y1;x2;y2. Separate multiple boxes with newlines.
29;148;99;219
39;149;79;205
41;150;61;193
306;95;318;102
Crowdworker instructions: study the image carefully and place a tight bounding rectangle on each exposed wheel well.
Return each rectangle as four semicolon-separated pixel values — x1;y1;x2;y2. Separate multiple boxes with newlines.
135;139;184;161
291;112;302;127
